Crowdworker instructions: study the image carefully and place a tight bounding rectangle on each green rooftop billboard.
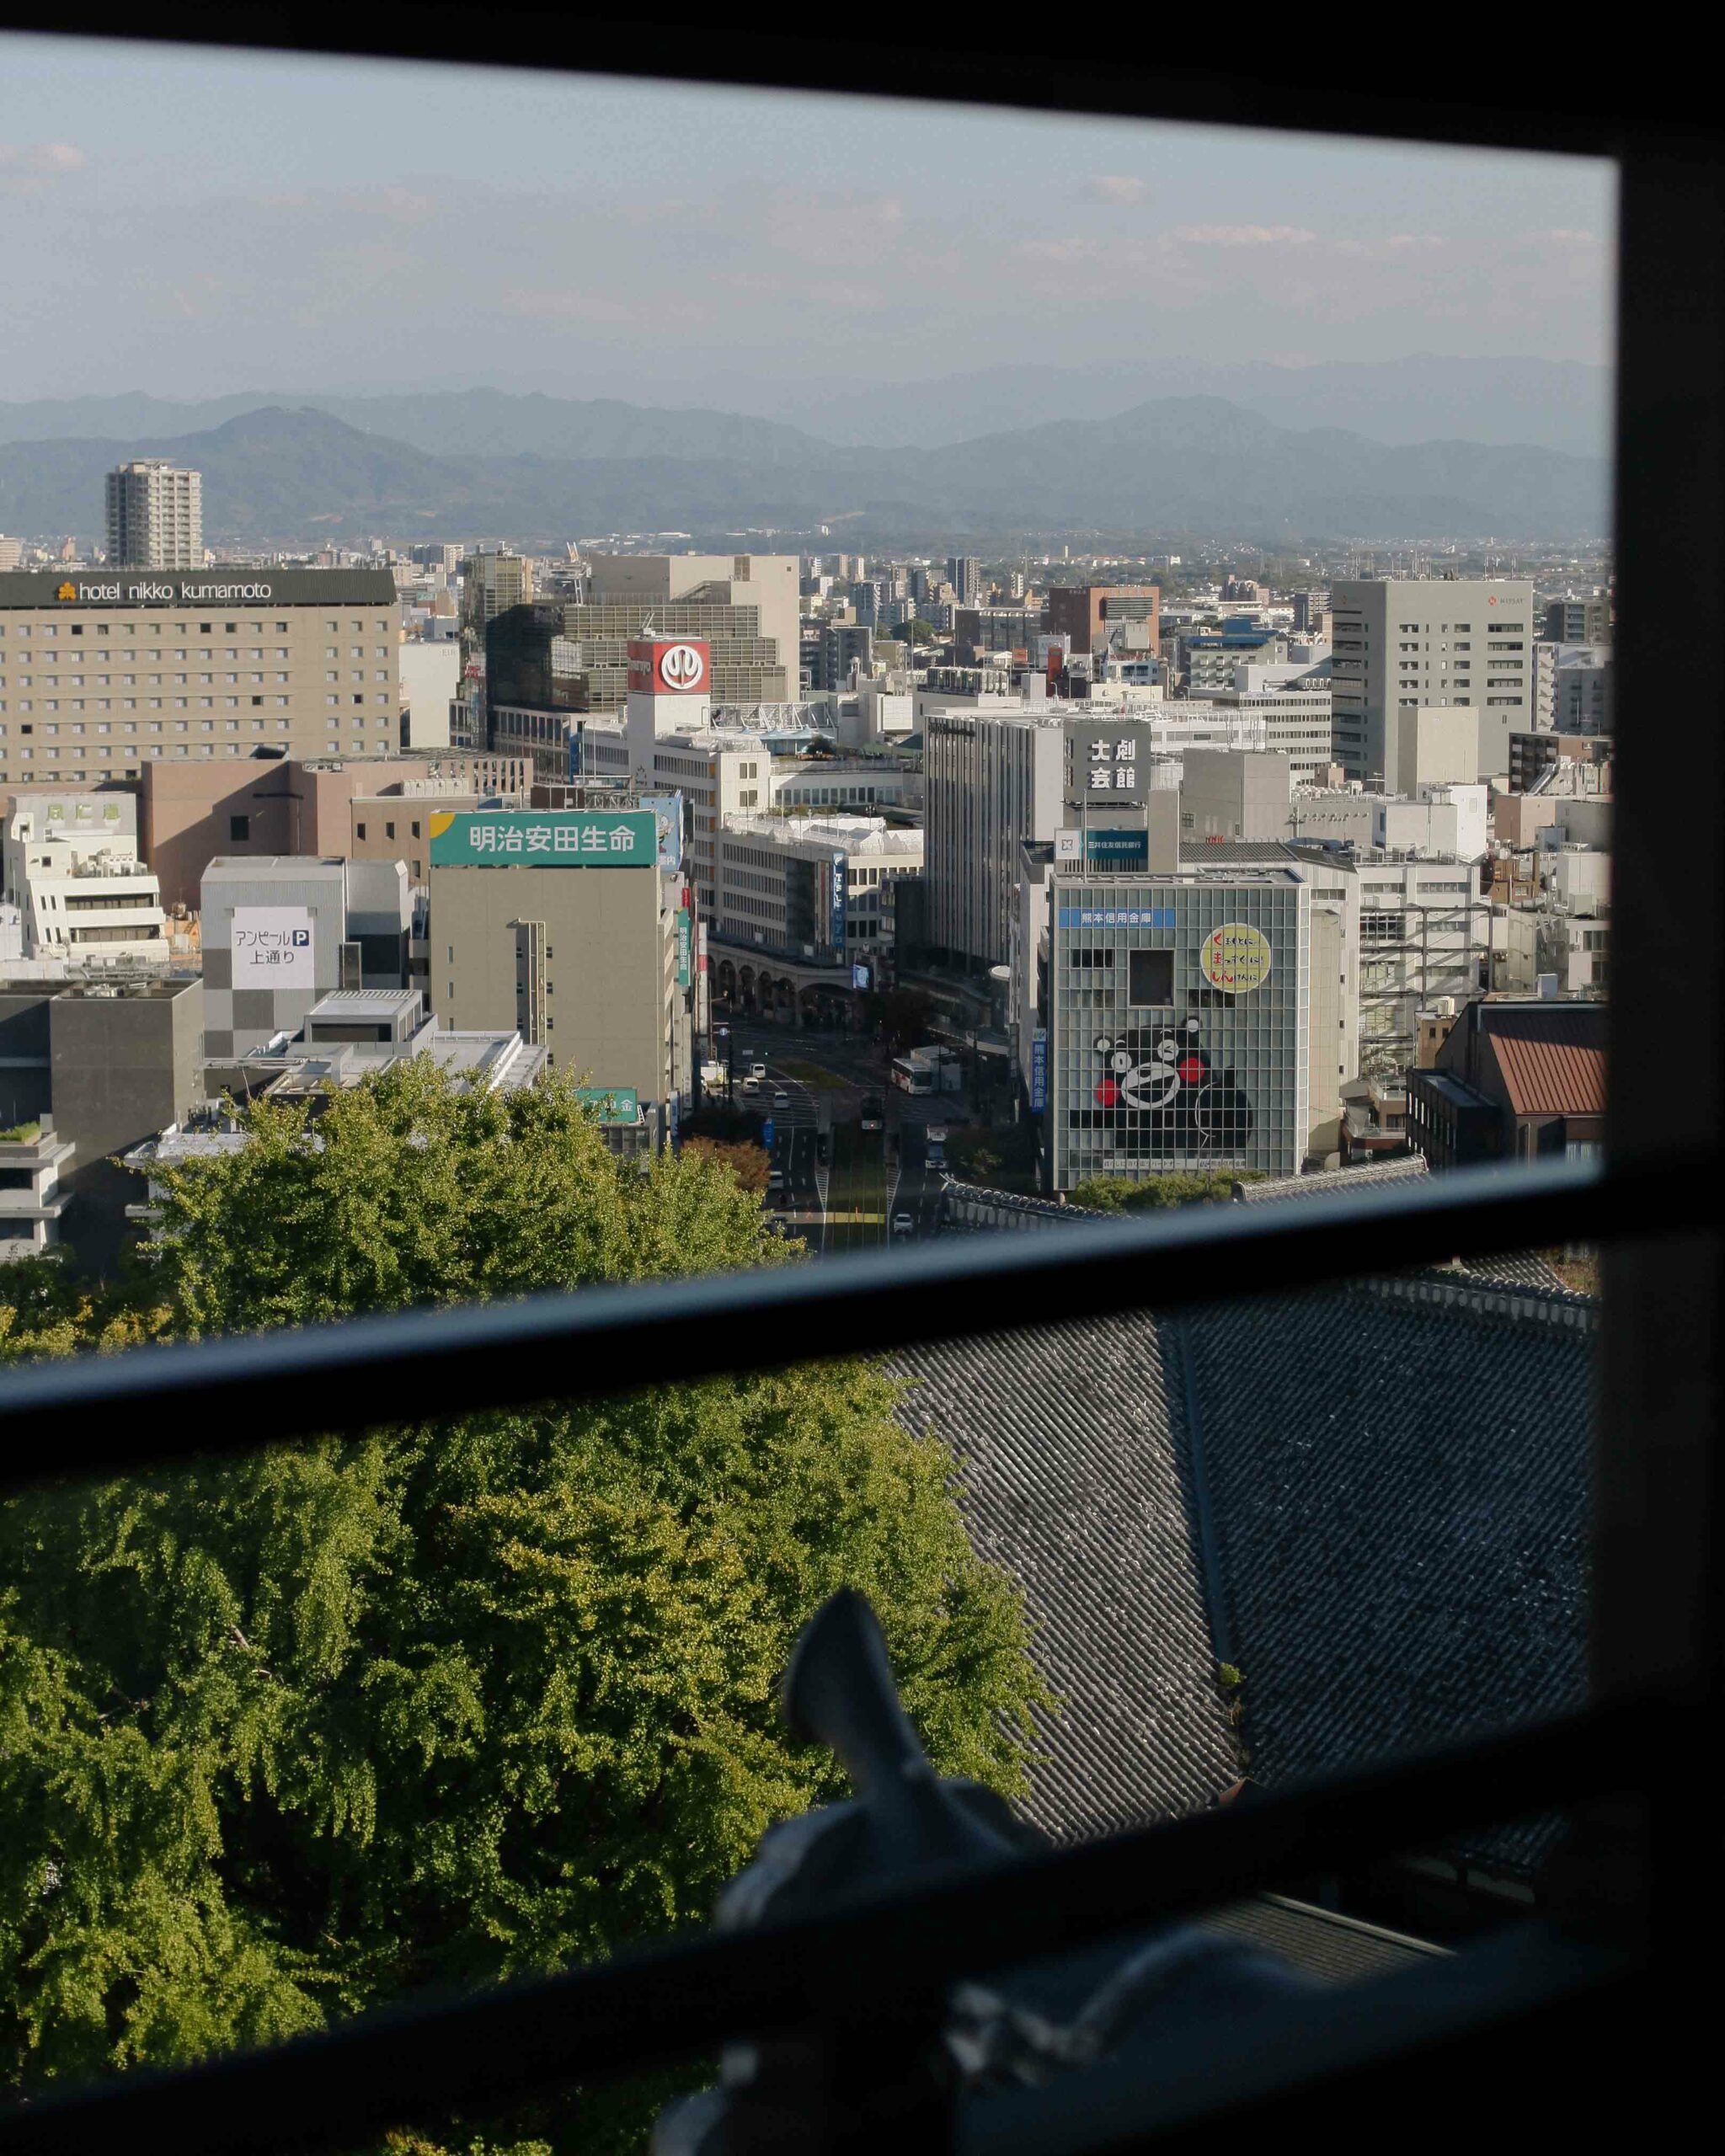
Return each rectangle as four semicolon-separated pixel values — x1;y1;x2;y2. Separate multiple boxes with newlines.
428;809;657;867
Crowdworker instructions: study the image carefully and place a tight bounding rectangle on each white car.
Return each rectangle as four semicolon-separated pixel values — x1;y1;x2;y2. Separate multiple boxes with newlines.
750;1063;768;1082
772;1089;789;1107
892;1212;915;1237
740;1075;761;1094
766;1169;785;1190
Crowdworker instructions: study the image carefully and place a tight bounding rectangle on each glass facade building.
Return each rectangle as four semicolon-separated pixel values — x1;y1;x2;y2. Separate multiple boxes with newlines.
1049;868;1310;1187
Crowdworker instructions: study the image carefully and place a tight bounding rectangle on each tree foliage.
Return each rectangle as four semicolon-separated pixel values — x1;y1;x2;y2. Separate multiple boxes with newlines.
1066;1169;1258;1211
0;1065;1044;2148
679;1134;771;1195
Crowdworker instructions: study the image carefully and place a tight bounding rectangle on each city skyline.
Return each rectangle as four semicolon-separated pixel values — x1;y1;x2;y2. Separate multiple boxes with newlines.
2;35;1616;408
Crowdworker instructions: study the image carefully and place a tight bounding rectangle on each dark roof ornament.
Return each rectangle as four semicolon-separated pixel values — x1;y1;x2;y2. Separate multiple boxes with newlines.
652;1590;1311;2156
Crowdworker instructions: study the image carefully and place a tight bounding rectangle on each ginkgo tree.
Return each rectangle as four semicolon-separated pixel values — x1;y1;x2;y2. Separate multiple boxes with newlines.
0;1064;1044;2153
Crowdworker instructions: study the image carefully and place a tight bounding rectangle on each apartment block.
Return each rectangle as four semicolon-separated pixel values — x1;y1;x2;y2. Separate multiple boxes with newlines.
105;461;203;570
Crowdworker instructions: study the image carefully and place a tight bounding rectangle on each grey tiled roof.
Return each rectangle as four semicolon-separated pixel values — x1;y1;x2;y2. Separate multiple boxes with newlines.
1161;1276;1594;1862
1200;1894;1449;1983
886;1316;1242;1843
891;1272;1594;1875
1234;1157;1429;1202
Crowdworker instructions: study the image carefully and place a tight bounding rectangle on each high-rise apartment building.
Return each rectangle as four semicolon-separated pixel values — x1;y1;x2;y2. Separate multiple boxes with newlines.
105;462;203;570
1329;579;1535;787
947;557;982;605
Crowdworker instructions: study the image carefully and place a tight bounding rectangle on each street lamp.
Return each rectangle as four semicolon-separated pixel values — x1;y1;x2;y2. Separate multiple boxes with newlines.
714;1024;734;1105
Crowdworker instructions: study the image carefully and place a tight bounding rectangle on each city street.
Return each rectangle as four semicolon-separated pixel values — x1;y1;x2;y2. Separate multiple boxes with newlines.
715;1036;954;1252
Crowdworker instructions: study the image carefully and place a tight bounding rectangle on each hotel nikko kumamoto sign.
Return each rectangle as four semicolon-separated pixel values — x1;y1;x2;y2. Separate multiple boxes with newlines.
428;809;656;867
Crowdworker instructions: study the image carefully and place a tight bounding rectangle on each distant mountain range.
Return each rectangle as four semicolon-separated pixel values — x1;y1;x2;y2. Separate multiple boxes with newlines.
0;355;1612;459
0;394;1609;548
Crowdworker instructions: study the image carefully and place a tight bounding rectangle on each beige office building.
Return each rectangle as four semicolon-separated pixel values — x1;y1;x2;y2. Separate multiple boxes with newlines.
1330;578;1534;787
0;568;400;792
428;807;678;1113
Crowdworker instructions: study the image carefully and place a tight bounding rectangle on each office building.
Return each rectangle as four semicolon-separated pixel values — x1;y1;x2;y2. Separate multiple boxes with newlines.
1045;584;1161;658
427;805;686;1134
573;635;772;924
0;1116;73;1261
200;853;412;1061
3;792;168;968
713;814;922;979
1543;594;1611;643
136;750;529;911
955;605;1044;653
925;708;1066;973
485;554;798;771
1182;684;1333;780
400;642;460;750
1017;846;1310;1190
105;461;203;570
1330;579;1535;787
461;552;533;635
1286;782;1490;862
1508;731;1613;795
0;568;402;787
0;972;203;1269
924;700;1284;974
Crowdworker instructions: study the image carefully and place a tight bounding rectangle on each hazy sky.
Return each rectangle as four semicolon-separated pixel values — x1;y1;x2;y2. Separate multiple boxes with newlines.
2;35;1616;403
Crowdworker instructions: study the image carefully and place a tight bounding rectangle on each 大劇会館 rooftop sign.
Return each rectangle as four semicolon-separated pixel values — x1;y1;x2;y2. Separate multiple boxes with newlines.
428;809;657;867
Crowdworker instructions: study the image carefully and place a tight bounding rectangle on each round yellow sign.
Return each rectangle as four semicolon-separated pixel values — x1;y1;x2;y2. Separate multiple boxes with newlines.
1199;921;1272;993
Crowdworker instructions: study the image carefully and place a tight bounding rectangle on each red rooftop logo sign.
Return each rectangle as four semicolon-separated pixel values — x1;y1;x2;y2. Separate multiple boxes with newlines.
628;638;709;695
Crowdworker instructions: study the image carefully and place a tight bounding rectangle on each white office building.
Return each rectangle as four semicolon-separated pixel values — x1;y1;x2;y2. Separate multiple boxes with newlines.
1331;579;1535;787
715;814;923;970
3;793;168;969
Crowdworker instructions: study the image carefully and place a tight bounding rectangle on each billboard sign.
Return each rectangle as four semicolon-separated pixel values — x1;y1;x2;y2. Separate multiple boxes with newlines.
627;638;710;695
1064;722;1144;808
574;1086;639;1125
676;908;692;989
1086;828;1149;869
829;851;847;953
852;962;870;991
1199;921;1274;993
1029;1027;1049;1113
0;568;398;609
1054;828;1081;862
231;906;315;988
638;792;684;875
428;809;655;867
1058;906;1176;929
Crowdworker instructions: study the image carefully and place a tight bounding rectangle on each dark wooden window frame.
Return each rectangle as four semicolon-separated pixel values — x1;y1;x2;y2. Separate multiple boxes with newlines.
0;26;1716;2152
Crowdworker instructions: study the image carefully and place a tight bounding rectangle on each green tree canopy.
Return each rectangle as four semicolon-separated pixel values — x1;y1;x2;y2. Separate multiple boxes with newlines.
0;1065;1044;2149
1066;1169;1258;1211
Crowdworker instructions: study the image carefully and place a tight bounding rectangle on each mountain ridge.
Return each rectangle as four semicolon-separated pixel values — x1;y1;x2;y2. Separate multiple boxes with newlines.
0;356;1612;460
0;399;1608;547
